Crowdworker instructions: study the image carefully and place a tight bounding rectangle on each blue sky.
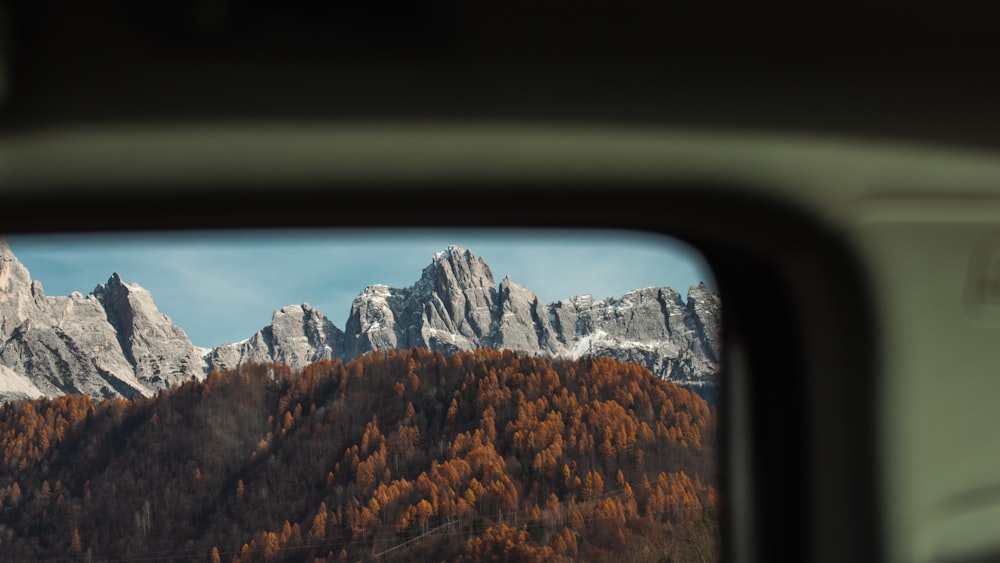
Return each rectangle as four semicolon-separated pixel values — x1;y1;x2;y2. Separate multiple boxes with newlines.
4;229;716;348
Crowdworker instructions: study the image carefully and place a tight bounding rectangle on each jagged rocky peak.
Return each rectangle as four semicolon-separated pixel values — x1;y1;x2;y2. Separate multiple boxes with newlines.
414;247;497;350
0;260;151;400
425;245;496;293
687;281;720;311
93;271;205;388
0;238;17;273
493;275;562;354
0;238;16;265
94;271;144;299
343;246;502;358
343;284;399;357
0;239;38;300
0;239;47;343
686;282;722;362
337;246;721;383
208;302;345;374
268;302;344;365
93;272;154;329
360;283;392;299
94;272;160;338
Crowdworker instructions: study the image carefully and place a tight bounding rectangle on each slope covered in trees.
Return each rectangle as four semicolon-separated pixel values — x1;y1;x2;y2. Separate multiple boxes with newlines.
0;349;719;562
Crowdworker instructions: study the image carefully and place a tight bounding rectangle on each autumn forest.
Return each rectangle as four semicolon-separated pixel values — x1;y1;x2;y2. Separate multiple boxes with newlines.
0;349;720;562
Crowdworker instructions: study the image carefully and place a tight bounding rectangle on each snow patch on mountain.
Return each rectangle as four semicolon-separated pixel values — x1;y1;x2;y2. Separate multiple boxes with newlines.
569;329;610;358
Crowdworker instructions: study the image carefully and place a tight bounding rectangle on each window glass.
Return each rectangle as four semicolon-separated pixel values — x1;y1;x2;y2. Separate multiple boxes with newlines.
0;228;721;561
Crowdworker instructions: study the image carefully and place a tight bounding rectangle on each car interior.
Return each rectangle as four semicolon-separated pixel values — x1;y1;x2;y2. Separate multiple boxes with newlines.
3;2;1000;562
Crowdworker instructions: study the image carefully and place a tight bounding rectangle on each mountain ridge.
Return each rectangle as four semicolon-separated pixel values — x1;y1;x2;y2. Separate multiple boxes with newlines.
0;241;721;402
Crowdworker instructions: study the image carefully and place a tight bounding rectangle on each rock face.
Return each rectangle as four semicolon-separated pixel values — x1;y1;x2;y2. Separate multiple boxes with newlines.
206;304;344;373
0;238;42;341
0;241;204;402
0;241;721;403
548;284;721;383
341;247;501;358
318;245;720;384
95;273;206;390
0;363;43;402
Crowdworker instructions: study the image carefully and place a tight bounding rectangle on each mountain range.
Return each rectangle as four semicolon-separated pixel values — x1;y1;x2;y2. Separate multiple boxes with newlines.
0;240;720;402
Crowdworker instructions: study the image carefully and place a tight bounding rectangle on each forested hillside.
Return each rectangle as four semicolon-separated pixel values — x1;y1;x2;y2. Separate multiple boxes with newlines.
0;349;719;562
